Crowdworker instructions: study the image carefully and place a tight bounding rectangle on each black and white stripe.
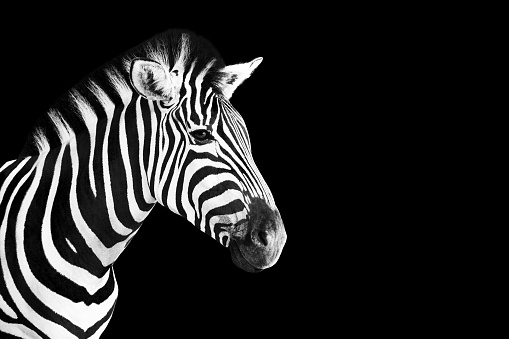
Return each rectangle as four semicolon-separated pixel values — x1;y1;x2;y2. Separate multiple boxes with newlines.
0;29;285;338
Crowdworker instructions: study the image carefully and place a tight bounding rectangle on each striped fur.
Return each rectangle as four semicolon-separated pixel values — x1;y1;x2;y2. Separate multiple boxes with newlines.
0;29;285;338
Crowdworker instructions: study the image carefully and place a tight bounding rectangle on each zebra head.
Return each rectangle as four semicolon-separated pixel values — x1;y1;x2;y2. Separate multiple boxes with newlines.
127;32;286;272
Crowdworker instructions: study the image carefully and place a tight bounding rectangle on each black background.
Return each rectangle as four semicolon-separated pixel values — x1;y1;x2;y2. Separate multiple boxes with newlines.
0;10;337;337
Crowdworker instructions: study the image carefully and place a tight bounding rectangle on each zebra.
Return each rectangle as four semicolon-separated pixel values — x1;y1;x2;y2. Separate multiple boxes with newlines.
0;29;287;338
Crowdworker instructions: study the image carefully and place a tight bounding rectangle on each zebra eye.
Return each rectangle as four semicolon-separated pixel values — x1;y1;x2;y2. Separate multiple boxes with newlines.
190;129;213;143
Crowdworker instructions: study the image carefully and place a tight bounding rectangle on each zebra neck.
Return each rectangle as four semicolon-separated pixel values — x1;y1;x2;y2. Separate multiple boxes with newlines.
37;100;157;277
69;100;157;271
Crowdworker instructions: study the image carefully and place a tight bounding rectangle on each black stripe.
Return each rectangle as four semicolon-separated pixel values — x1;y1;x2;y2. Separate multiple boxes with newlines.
206;199;246;238
141;97;153;177
125;93;153;212
149;100;161;196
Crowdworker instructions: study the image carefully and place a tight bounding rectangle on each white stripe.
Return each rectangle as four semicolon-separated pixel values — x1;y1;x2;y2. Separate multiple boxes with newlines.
0;159;16;172
71;87;98;197
204;89;215;126
65;238;77;253
0;292;17;319
194;74;203;124
0;318;43;339
184;61;196;123
194;59;215;125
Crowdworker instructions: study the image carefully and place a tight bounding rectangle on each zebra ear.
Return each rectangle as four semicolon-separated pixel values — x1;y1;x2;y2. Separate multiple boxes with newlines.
218;57;263;100
130;59;174;101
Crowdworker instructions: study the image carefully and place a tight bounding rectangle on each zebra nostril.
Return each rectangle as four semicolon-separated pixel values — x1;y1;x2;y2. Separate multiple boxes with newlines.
257;230;269;247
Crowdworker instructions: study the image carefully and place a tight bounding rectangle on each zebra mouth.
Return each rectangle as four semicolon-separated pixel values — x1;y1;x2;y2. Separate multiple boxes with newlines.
229;240;263;273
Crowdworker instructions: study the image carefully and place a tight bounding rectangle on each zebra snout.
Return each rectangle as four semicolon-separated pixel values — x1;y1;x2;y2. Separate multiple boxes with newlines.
228;198;287;273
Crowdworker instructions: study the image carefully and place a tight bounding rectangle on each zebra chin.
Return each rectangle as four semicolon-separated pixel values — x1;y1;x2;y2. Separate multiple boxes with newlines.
228;198;287;273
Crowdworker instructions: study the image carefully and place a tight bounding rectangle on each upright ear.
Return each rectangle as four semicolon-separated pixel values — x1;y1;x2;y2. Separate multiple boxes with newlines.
218;57;263;100
130;58;176;101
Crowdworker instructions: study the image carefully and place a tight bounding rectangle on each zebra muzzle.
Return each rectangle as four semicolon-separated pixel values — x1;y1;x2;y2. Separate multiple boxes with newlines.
229;199;287;272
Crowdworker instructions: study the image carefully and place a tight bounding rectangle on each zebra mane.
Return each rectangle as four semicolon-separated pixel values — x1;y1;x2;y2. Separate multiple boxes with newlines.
20;29;225;157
